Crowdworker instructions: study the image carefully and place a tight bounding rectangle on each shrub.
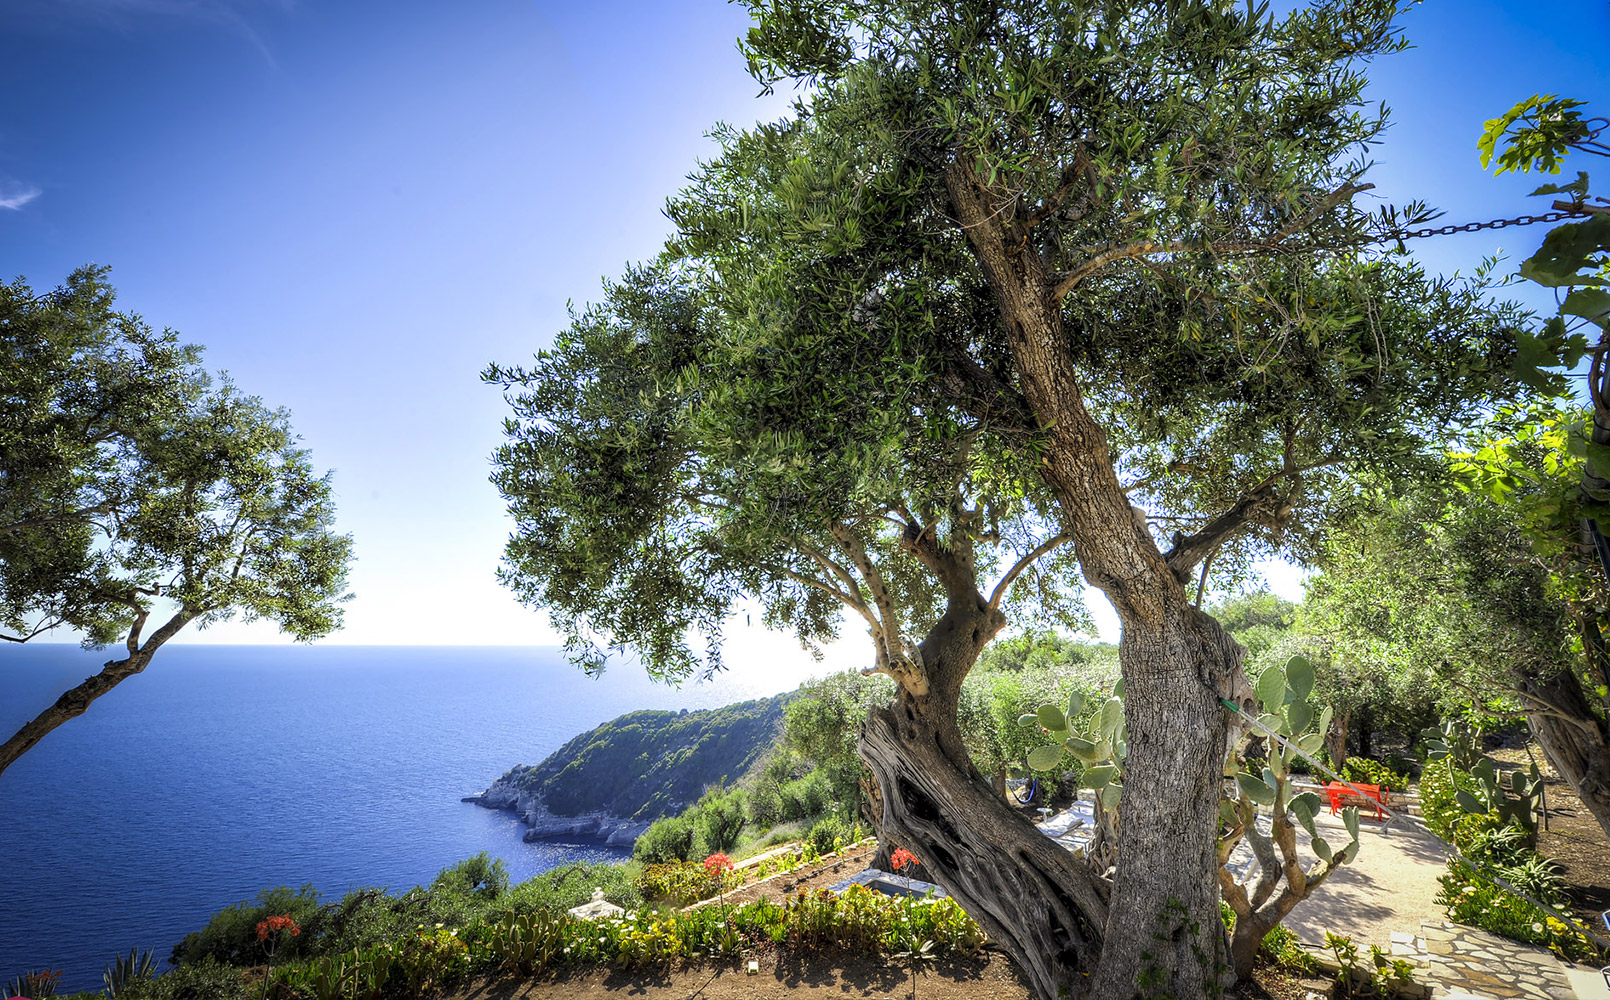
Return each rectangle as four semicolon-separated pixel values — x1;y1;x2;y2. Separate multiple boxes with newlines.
170;885;323;967
633;815;696;864
1419;756;1497;849
746;776;785;829
692;786;746;855
1435;861;1595;961
1340;757;1411;793
805;814;861;857
118;961;254;1000
778;772;832;820
637;861;739;906
431;853;508;900
502;862;642;914
1259;924;1316;974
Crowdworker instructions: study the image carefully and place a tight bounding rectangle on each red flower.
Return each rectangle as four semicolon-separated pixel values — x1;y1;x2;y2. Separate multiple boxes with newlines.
703;852;733;876
256;914;300;941
891;848;919;872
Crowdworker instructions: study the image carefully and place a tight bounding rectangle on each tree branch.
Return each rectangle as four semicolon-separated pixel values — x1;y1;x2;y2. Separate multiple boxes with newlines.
0;608;194;780
988;534;1069;611
1051;182;1375;300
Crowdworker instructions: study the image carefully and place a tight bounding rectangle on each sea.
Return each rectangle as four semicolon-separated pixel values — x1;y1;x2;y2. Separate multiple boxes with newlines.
0;644;806;992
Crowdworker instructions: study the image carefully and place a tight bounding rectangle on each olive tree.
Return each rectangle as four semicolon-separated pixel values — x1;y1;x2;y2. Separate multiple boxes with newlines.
491;2;1527;994
0;268;353;777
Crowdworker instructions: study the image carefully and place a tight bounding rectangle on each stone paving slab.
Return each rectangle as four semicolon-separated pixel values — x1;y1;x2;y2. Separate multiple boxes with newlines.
1383;920;1590;999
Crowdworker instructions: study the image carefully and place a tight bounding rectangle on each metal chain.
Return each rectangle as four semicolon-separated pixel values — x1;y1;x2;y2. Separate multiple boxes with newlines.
1386;209;1588;241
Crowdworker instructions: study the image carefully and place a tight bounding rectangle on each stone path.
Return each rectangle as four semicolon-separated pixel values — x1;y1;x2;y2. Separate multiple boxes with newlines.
1388;920;1607;1000
1034;799;1608;999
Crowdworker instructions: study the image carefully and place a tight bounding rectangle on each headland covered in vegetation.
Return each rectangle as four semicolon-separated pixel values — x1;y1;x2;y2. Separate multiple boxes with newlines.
464;693;792;845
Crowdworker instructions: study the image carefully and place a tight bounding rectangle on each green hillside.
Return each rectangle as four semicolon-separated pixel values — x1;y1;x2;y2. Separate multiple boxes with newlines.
508;693;790;821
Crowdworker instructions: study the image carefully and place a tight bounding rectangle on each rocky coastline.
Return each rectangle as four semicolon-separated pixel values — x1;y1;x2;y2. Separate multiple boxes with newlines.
462;771;650;847
463;693;791;850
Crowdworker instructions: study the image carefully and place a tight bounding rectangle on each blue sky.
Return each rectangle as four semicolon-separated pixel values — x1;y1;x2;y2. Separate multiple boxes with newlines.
2;1;1606;672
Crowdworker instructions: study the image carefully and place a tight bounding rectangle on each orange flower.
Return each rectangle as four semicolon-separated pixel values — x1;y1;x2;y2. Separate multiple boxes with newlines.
256;914;300;941
703;852;733;876
891;848;919;872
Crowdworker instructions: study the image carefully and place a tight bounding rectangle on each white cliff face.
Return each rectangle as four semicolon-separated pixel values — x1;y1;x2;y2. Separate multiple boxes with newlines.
465;771;652;847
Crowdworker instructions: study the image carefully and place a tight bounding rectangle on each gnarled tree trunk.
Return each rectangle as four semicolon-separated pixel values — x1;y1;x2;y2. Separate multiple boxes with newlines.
1522;666;1610;843
944;157;1251;999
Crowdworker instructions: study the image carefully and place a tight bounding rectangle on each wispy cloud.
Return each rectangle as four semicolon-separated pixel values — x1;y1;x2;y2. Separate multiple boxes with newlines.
0;181;41;211
7;0;292;66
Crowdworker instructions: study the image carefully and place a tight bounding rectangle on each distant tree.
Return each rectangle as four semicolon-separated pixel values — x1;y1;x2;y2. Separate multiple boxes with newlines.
1205;591;1297;662
974;630;1115;674
1308;404;1610;842
0;268;353;778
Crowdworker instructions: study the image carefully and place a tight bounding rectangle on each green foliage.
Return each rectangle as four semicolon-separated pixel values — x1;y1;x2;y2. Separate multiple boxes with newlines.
1340;757;1410;793
1206;592;1298;662
692;785;748;855
1322;933;1418;998
780;672;892;815
1258;925;1316;975
637;861;742;907
1480;95;1603;176
975;633;1114;675
170;885;324;967
964;652;1104;784
1435;864;1597;962
776;772;833;821
634;815;697;864
501;862;642;916
1457;758;1544;837
103;949;156;999
115;961;254;1000
0;268;353;771
502;694;788;822
1419;756;1494;849
432;853;508;900
1423;719;1482;771
804;814;862;857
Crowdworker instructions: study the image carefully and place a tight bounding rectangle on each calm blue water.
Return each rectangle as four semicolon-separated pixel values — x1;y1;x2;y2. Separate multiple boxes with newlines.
0;644;795;991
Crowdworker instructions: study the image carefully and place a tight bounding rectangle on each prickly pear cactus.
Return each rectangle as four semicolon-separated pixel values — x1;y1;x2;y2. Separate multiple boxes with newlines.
1422;718;1481;771
1018;684;1125;871
1457;758;1543;837
1219;656;1364;978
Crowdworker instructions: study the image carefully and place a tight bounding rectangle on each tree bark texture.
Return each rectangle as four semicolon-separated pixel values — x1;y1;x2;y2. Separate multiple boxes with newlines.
1522;668;1610;844
945;159;1247;999
862;692;1109;1000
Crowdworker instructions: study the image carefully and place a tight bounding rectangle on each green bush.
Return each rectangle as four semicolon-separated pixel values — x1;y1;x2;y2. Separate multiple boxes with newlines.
778;771;832;821
745;775;785;829
458;884;984;974
637;861;740;906
1341;757;1411;793
633;815;696;864
170;885;323;967
1435;861;1596;961
805;814;860;856
692;786;746;855
1419;756;1497;848
431;853;508;900
502;862;642;914
119;961;254;1000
